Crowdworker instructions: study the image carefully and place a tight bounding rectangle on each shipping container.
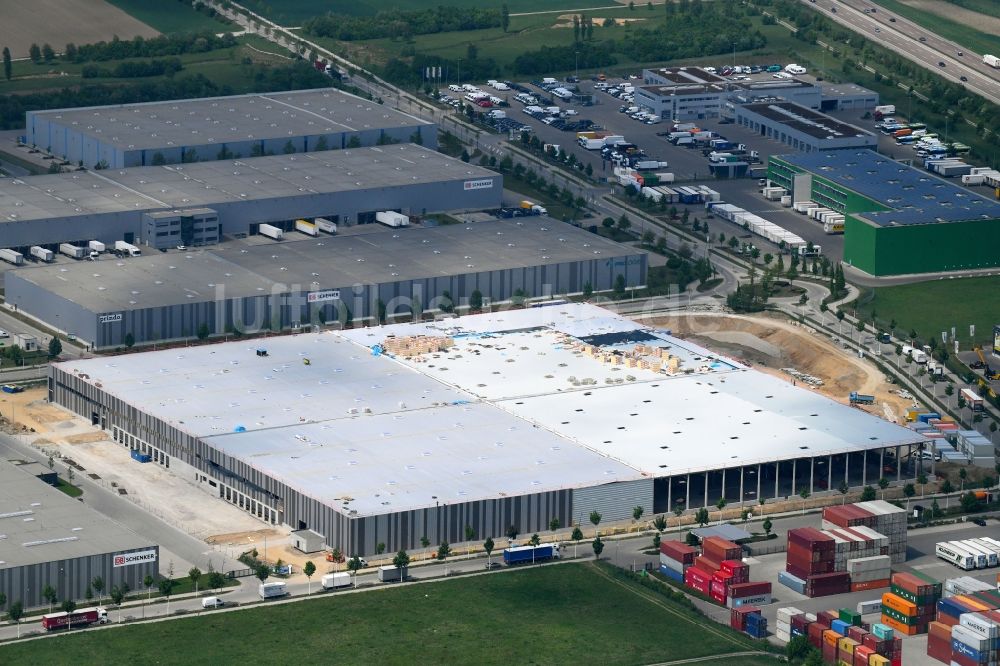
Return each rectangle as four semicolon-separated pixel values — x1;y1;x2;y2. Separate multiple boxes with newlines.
0;249;24;266
295;219;317;236
258;224;283;240
314;218;337;234
59;243;87;259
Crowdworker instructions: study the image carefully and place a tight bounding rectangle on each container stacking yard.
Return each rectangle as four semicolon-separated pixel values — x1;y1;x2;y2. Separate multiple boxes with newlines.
49;303;924;556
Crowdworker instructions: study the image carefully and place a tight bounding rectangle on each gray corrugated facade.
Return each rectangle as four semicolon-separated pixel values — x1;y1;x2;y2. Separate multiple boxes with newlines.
0;546;158;610
48;367;626;555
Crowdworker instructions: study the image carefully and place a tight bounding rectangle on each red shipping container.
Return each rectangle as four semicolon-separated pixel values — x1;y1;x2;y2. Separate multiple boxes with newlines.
808;621;825;649
695;555;721;575
817;610;838;628
728;581;772;599
847;625;868;642
710;587;726;605
822;641;837;664
951;652;976;666
926;621;951;664
710;579;728;598
714;569;734;583
702;536;742;562
853;645;874;666
660;541;697;564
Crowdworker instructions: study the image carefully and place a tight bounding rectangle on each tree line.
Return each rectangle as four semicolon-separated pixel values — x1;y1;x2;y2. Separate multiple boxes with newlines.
82;58;184;79
0;62;331;131
28;32;240;65
303;6;502;41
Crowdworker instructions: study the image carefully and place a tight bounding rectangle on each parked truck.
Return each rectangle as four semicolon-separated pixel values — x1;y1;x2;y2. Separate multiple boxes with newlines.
258;224;283;241
983;54;1000;69
89;240;105;253
960;388;985;411
321;572;351;590
503;543;559;565
258;581;288;599
114;240;141;256
633;160;669;171
294;219;317;236
519;200;548;215
375;211;409;228
59;243;87;259
579;137;605;150
314;218;337;234
30;246;54;262
873;104;895;119
41;607;108;631
849;392;875;405
378;565;407;582
0;249;24;266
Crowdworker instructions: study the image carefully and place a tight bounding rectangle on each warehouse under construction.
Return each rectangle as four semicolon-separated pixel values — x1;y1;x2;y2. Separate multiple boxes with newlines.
50;303;923;556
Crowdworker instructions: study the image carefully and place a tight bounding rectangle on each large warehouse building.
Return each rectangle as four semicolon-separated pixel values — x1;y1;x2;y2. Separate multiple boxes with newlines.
0;145;500;250
8;219;648;348
50;304;923;556
768;150;1000;275
25;88;436;169
734;102;877;152
0;459;158;609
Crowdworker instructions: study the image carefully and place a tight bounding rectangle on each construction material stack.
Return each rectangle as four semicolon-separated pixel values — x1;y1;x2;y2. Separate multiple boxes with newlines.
881;572;942;635
659;540;696;583
730;607;767;639
823;501;907;564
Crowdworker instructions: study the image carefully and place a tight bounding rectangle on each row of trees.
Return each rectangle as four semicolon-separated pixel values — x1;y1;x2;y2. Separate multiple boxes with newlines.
31;32;240;65
304;7;502;42
1;61;331;131
81;58;184;80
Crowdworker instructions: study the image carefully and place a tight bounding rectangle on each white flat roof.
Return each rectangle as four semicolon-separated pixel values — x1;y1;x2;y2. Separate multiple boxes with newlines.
56;303;921;517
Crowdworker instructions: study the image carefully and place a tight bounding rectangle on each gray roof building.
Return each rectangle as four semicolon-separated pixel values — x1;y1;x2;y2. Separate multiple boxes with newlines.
0;459;158;608
27;88;436;169
734;101;877;152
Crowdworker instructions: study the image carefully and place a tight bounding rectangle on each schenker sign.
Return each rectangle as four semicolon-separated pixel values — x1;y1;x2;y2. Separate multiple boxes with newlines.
113;549;157;568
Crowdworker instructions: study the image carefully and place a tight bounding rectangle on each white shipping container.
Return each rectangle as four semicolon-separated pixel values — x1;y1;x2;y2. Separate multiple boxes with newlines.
295;219;317;236
315;218;337;234
89;240;106;252
375;211;409;227
0;249;24;265
30;246;54;262
259;224;283;240
59;243;86;259
321;572;351;589
960;612;1000;638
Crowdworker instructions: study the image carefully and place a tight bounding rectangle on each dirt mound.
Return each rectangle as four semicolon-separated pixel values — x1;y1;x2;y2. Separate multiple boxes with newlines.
647;312;914;420
205;528;282;546
65;432;110;445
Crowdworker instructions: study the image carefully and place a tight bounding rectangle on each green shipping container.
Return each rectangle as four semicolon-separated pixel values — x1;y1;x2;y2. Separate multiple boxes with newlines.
838;609;861;626
890;584;934;606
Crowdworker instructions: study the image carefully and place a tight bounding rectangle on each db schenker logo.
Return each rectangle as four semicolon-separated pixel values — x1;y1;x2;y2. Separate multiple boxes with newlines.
113;550;157;567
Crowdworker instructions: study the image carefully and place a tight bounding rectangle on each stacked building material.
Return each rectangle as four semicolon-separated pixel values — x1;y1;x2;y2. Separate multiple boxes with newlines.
848;555;892;592
823;501;907;563
659;540;696;583
881;572;941;635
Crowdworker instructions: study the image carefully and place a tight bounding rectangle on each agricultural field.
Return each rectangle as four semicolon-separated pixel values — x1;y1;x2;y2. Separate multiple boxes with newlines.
856;276;1000;351
104;0;232;34
871;0;1000;57
0;0;158;60
242;0;620;23
0;563;771;665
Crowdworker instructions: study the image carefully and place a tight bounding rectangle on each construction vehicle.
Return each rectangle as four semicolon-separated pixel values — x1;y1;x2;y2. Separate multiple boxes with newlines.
849;392;875;405
974;347;1000;378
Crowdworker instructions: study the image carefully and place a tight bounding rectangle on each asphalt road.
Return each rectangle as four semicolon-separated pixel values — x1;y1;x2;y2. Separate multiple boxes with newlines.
805;0;1000;105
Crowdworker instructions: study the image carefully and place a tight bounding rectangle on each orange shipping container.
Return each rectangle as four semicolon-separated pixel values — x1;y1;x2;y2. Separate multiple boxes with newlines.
881;592;917;616
824;629;841;646
851;579;889;592
879;614;918;636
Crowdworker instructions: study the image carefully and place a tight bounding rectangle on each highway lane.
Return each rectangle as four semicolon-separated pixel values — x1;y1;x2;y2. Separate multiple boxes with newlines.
801;0;1000;105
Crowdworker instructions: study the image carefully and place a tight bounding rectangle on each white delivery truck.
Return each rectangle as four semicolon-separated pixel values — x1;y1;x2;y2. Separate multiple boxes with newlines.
378;565;407;582
259;224;283;240
114;240;141;256
30;246;54;262
89;240;106;253
295;219;317;236
0;249;23;266
375;211;409;228
315;218;337;234
60;243;87;259
258;581;288;599
321;572;351;590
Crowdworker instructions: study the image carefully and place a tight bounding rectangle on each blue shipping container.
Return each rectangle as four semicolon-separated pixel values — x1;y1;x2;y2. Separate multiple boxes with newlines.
831;619;850;636
952;638;982;662
778;571;806;594
130;449;152;463
871;623;894;640
938;598;968;620
659;565;684;583
503;545;555;564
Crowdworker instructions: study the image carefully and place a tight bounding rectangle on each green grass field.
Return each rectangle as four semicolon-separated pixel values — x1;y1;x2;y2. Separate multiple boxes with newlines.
103;0;230;34
54;478;83;498
856;276;1000;350
243;0;619;22
870;0;1000;57
945;0;1000;19
0;563;769;665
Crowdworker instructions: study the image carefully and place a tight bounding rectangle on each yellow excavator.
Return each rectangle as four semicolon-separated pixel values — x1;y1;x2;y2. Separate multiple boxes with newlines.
974;347;1000;380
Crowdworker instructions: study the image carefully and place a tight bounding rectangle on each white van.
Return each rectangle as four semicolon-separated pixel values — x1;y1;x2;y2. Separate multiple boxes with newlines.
201;596;225;609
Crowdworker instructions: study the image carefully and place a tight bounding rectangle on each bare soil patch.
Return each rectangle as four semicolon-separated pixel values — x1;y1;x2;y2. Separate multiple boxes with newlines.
646;312;915;421
553;14;648;27
898;0;1000;34
0;0;158;59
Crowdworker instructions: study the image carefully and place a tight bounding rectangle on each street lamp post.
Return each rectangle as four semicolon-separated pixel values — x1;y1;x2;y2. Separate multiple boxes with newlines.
575;51;579;82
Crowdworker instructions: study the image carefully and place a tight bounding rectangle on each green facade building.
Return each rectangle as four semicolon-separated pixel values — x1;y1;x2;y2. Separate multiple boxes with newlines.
768;151;1000;276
